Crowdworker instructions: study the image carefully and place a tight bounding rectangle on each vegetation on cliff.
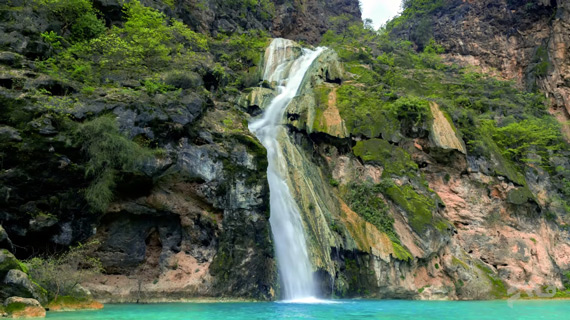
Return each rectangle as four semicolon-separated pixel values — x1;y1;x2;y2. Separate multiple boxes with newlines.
1;0;569;303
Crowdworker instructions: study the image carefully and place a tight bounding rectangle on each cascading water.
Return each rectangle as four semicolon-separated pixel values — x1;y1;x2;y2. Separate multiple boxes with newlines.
249;39;324;301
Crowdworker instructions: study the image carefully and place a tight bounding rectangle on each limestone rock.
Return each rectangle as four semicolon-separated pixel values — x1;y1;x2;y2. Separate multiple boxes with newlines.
237;87;275;115
0;126;22;143
3;270;47;304
3;297;45;318
0;250;22;278
0;226;13;251
428;102;466;154
0;52;24;68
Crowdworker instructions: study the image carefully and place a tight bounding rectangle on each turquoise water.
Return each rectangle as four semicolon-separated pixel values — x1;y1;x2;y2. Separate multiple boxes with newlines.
44;300;570;319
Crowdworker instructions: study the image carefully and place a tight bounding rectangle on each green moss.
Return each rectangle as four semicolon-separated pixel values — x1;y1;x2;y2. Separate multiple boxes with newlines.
0;250;24;275
392;241;413;261
50;295;88;305
5;302;27;314
506;186;534;205
311;86;332;132
352;139;418;178
473;125;527;186
380;180;436;234
418;285;431;294
434;219;450;232
553;290;570;298
451;256;469;269
336;85;400;139
476;263;508;298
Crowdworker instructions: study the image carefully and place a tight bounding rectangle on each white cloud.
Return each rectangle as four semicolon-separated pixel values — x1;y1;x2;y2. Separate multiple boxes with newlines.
360;0;403;30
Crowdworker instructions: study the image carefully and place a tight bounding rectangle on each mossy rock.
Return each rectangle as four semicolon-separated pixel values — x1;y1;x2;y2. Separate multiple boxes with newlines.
507;186;535;205
381;182;436;234
352;139;418;178
4;301;27;314
3;297;45;318
392;241;413;261
0;250;24;278
47;295;103;311
336;85;401;141
476;263;508;298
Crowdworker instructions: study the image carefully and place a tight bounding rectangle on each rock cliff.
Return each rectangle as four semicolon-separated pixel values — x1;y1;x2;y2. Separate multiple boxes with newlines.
0;0;569;305
392;0;570;138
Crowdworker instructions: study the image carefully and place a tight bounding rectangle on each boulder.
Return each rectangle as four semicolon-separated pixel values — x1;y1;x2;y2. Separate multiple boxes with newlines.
237;87;275;115
3;297;45;318
0;226;13;251
0;52;24;68
0;250;23;278
0;126;22;143
428;102;466;154
3;270;47;304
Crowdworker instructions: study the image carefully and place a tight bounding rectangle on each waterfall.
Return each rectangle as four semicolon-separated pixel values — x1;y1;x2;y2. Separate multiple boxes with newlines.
249;39;324;301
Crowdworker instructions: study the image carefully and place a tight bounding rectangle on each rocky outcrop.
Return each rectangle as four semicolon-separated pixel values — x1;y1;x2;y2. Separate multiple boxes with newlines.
0;250;23;279
255;37;570;300
428;102;466;154
3;297;45;319
46;296;103;312
271;0;361;44
401;0;570;138
286;49;349;138
3;270;47;304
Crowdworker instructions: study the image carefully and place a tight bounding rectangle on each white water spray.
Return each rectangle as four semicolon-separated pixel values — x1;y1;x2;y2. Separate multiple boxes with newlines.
249;39;324;301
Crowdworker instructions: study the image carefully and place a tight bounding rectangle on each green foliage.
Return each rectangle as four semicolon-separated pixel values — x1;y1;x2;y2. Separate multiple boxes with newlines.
26;241;102;301
74;116;152;212
142;79;176;95
213;30;269;89
40;31;63;49
345;182;396;240
491;118;563;164
389;96;431;126
224;0;275;21
392;241;413;261
336;84;400;139
329;179;340;187
36;0;105;43
38;0;209;85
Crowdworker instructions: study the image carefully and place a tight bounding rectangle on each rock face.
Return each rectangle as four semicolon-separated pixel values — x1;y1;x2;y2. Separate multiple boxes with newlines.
428;102;466;154
82;101;275;301
1;0;569;303
403;0;570;138
241;37;570;300
91;0;360;44
271;0;362;44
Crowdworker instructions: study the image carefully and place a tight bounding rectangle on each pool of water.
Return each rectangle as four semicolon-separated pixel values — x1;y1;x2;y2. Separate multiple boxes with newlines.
45;300;570;320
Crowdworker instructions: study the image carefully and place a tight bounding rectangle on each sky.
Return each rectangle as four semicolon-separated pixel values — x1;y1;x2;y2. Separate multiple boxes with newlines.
360;0;403;30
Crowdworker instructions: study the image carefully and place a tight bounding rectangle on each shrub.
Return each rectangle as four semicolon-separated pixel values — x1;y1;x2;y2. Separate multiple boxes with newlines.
38;0;209;84
74;116;152;212
37;0;106;43
345;182;396;240
164;71;203;89
26;241;102;301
